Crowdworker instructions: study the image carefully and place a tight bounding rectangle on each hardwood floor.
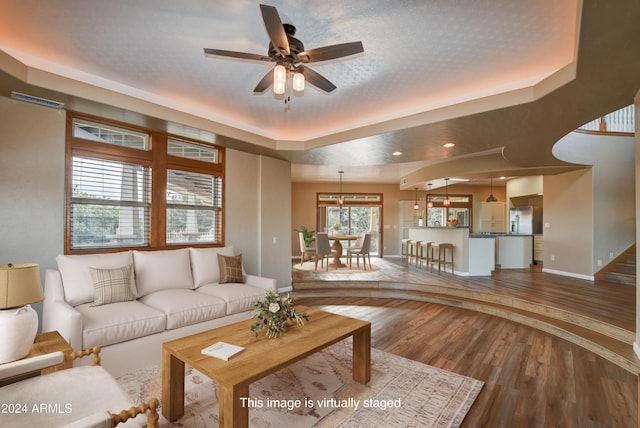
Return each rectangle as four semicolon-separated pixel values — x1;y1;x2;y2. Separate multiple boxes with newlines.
292;257;638;427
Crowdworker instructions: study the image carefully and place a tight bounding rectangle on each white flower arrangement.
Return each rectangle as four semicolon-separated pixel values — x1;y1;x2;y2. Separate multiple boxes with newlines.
251;289;309;338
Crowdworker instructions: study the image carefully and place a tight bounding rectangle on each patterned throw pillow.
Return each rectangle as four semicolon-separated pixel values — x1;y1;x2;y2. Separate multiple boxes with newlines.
88;264;136;306
217;254;244;284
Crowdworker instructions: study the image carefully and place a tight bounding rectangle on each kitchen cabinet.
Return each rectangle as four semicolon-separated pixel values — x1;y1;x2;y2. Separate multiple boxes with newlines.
478;202;506;233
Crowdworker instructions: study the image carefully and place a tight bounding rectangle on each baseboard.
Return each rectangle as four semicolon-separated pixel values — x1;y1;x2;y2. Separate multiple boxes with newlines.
542;268;594;281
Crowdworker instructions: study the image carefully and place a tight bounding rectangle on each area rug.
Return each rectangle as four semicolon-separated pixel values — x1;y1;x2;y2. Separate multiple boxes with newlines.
293;262;380;273
116;340;483;427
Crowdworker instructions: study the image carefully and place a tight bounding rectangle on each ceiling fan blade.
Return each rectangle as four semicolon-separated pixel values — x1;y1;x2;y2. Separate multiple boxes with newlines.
299;65;336;93
204;48;271;62
259;4;290;57
253;68;274;93
298;41;364;63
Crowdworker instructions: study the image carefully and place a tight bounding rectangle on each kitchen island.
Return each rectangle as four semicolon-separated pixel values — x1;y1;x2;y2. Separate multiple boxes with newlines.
408;227;495;276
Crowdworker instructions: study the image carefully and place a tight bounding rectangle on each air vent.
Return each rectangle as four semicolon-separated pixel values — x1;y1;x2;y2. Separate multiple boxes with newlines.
11;91;64;109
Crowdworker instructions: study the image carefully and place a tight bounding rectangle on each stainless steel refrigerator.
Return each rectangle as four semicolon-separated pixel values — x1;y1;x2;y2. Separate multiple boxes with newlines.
509;206;543;235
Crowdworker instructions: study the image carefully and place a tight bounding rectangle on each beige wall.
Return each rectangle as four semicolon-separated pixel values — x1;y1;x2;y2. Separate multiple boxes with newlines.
506;176;543;205
553;131;635;275
0;97;66;330
224;150;294;289
291;181;506;257
543;169;594;278
258;156;292;289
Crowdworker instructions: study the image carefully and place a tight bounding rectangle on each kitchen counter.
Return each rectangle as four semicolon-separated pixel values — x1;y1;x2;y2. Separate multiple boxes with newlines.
496;235;533;268
408;227;495;276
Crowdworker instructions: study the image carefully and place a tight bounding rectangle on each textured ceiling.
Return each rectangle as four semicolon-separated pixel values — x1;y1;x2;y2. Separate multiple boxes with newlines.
0;0;639;186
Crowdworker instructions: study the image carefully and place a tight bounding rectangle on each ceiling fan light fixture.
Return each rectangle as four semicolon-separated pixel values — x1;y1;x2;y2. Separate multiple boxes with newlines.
292;72;305;91
273;64;286;94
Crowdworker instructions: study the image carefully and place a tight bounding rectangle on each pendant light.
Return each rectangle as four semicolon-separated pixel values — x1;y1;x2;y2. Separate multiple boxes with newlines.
443;178;451;206
427;183;433;208
486;177;498;202
337;170;344;206
413;188;419;210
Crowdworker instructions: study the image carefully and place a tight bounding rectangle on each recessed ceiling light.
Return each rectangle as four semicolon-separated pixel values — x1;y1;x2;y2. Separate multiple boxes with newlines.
499;176;506;180
443;142;455;148
392;151;403;156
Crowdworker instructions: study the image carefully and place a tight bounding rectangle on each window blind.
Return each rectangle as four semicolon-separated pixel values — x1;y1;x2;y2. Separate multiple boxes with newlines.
69;156;151;249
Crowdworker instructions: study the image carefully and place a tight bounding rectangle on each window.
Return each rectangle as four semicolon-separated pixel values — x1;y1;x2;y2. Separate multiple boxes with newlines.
166;169;222;244
73;118;148;149
317;193;383;256
425;194;472;228
167;138;218;163
70;157;151;248
66;114;224;253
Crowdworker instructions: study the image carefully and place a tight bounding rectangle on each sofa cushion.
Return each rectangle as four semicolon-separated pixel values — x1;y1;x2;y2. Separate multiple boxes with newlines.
75;301;166;348
133;249;193;296
218;254;244;284
189;246;235;288
197;283;266;315
56;251;136;306
89;264;136;306
139;289;227;330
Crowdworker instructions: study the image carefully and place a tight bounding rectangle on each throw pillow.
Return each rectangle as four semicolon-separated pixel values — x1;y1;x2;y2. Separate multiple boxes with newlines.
217;254;244;284
89;264;136;306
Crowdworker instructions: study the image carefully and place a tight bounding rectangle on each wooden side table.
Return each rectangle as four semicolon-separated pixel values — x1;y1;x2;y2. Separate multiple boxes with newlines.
28;331;74;374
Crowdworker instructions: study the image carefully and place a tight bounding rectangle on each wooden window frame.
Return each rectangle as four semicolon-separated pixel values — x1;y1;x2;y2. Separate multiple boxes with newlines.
65;113;225;254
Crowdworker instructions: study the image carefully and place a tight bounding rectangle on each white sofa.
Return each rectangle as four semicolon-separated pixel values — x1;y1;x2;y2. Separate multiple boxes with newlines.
43;247;276;377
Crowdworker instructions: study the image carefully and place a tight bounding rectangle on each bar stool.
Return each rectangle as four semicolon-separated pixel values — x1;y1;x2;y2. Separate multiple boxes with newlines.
409;240;422;265
418;241;432;269
430;242;454;273
401;239;410;262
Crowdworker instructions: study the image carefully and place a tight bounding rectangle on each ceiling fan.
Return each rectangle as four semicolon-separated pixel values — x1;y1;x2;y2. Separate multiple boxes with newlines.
203;4;364;95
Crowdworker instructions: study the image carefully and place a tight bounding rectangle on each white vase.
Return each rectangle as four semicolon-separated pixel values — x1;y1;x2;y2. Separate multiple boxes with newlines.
418;219;424;227
0;305;38;363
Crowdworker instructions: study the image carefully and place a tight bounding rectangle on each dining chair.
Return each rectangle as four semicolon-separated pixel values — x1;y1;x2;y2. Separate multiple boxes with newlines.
298;232;316;266
347;233;372;270
314;233;336;271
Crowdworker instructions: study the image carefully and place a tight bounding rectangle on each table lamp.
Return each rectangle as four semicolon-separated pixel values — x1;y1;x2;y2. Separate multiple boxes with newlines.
0;264;45;364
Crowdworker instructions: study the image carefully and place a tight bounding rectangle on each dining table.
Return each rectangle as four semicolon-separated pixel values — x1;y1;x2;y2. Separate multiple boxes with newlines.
329;235;360;267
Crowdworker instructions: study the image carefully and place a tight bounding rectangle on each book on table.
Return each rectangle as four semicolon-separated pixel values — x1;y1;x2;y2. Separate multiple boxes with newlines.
201;342;244;361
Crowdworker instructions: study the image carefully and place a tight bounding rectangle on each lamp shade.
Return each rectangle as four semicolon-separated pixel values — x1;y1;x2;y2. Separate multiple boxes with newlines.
273;64;286;95
0;264;44;309
292;72;305;91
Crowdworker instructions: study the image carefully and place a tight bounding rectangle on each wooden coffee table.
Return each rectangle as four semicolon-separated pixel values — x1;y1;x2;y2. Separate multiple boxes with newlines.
162;306;371;428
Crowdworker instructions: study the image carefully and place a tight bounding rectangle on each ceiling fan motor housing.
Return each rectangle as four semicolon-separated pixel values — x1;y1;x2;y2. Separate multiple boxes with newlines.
269;36;304;61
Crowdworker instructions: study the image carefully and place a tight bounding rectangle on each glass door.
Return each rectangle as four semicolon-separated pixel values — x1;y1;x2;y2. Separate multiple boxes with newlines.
318;193;382;256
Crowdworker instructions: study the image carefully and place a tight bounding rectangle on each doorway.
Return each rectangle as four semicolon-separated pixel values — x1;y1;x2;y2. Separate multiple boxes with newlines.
317;193;383;256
